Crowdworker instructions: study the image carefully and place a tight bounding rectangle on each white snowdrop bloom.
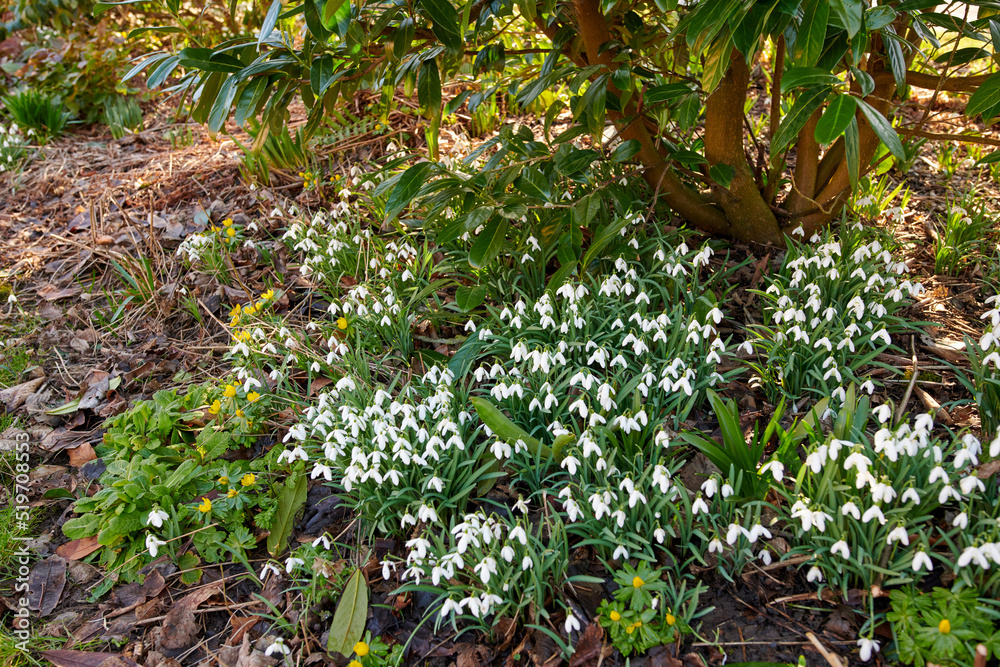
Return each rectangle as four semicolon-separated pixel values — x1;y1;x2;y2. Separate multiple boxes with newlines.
957;545;989;569
612;545;629;560
312;534;333;550
654;527;666;544
806;566;823;583
960;475;985;495
830;540;851;559
953;512;969;530
928;466;949;484
692;496;709;515
265;638;291;657
561;456;580;475
938;485;961;503
284;557;305;573
721;483;734;499
759;550;772;565
886;526;909;545
417;504;439;523
857;637;880;662
522;555;534;571
900;488;921;504
501;545;516;563
912;550;933;572
759;460;784;481
701;478;719;498
426;476;444;493
146;533;167;558
564;612;581;634
147;509;169;528
311;463;333;481
708;538;724;554
862;506;886;525
726;523;743;545
260;562;282;579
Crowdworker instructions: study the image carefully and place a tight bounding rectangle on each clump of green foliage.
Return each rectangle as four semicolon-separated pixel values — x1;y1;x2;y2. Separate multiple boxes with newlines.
2;90;68;143
61;386;277;597
887;587;1000;667
103;96;143;139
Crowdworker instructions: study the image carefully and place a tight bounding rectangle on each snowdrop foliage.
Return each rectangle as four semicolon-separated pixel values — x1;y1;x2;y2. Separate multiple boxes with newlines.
747;221;922;402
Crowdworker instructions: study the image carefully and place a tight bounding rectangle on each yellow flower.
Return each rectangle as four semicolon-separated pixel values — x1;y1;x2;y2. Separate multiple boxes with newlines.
632;576;644;588
241;473;256;487
211;225;219;232
609;611;621;622
198;497;212;513
227;488;239;498
939;619;951;634
230;304;242;318
226;227;236;238
208;400;221;415
633;621;642;628
197;445;207;458
223;384;237;398
337;317;348;330
247;391;260;403
665;613;676;626
243;304;256;316
626;625;635;635
222;218;233;227
349;662;362;667
353;641;369;657
261;288;275;301
218;476;229;485
236;409;245;418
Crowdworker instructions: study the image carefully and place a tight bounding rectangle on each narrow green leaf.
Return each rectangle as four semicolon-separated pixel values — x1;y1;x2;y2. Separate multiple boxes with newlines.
610;139;641;162
259;0;283;46
780;67;841;92
384;161;434;222
845;116;859;190
470;397;556;460
794;0;828;67
856;99;904;160
326;569;368;657
814;94;857;144
975;148;1000;165
771;86;829;155
418;58;442;118
266;473;307;557
709;163;734;188
322;0;347;27
469;218;509;268
829;0;863;38
418;0;462;51
966;71;1000;119
207;75;238;133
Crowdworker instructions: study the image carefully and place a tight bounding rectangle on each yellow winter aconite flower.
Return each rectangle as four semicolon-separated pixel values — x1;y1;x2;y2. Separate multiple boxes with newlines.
227;488;239;498
665;613;676;626
939;619;951;634
226;227;236;238
243;304;256;316
349;662;362;667
222;218;233;227
261;288;275;301
208;400;221;415
353;641;369;657
218;476;229;485
609;610;621;622
337;317;348;330
626;625;635;634
223;384;237;398
632;576;644;588
241;473;256;487
198;497;212;513
247;391;261;403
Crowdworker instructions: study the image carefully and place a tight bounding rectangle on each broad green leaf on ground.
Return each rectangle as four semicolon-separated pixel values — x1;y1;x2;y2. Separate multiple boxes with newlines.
327;568;368;656
384;161;435;222
267;473;307;557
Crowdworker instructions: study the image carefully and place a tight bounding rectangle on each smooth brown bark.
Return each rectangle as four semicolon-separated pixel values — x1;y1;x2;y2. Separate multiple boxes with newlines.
785;109;822;215
704;51;784;244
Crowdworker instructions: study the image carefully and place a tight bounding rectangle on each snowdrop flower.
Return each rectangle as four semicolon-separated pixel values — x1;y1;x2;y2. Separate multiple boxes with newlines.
886;526;909;545
957;545;990;569
701;478;719;498
260;562;282;579
857;637;880;662
284;557;305;573
759;460;784;482
708;538;724;554
147;509;169;528
146;533;167;558
901;488;921;504
872;404;892;424
692;496;709;515
953;512;969;530
265;638;291;657
841;501;861;520
564;612;581;634
613;545;629;560
912;550;933;572
806;566;823;583
862;506;886;525
831;540;851;559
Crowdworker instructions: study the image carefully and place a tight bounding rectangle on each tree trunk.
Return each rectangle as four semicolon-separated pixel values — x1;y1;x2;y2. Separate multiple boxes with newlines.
703;51;784;244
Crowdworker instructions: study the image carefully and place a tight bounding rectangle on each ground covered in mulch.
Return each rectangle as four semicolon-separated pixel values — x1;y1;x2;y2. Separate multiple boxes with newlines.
0;87;998;667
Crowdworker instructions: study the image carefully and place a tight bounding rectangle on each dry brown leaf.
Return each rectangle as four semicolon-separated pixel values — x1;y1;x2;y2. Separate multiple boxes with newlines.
66;443;97;467
455;643;494;667
977;460;1000;480
568;622;603;667
40;650;137;667
235;633;277;667
28;556;66;617
37;284;82;301
0;377;45;411
56;537;101;561
158;581;223;651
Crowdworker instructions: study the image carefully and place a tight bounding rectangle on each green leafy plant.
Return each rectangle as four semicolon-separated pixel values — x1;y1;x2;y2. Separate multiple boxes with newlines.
887;587;1000;667
2;90;68;143
933;191;994;277
103;95;143;139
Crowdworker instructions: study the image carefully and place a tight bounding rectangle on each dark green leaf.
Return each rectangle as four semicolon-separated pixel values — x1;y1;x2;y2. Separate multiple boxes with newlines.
469;218;509;268
644;83;694;105
829;0;863;37
419;0;462;51
849;64;875;96
455;284;487;311
207;75;238;132
267;473;307;557
794;0;828;67
326;569;368;657
384;161;435;222
322;0;347;27
814;94;857;144
259;0;283;46
418;59;442;118
709;163;734;188
554;145;600;175
975;148;1000;165
771;86;829;155
856;99;904;159
845;116;859;190
781;67;842;92
966;71;1000;119
610;139;641;162
178;48;244;73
